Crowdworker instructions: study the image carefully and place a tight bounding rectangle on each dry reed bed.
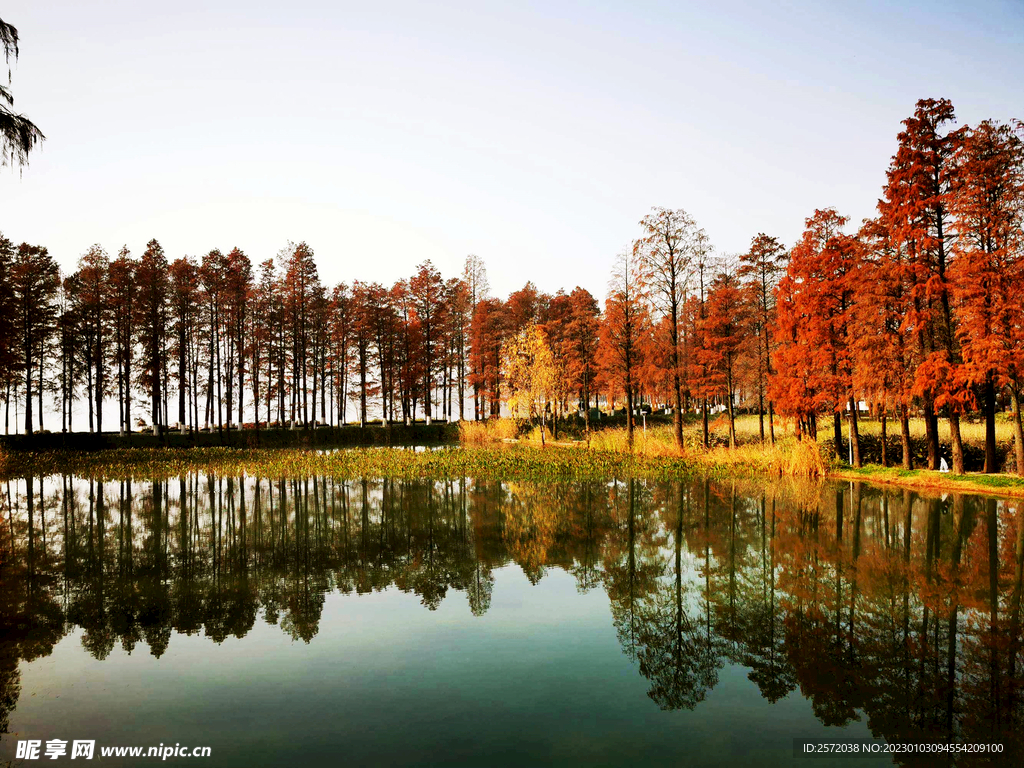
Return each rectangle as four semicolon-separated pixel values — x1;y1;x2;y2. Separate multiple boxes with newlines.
0;444;693;483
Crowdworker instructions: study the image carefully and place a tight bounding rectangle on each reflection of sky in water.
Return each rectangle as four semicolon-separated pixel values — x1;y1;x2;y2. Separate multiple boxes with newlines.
9;567;884;768
1;475;1020;767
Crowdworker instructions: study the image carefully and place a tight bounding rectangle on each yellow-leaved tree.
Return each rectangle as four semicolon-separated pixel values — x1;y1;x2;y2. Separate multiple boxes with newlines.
501;324;559;445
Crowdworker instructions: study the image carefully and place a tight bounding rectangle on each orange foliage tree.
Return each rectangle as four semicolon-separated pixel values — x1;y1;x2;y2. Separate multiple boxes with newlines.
771;210;860;462
949;119;1024;474
881;98;968;473
851;217;918;468
598;251;651;448
701;266;751;448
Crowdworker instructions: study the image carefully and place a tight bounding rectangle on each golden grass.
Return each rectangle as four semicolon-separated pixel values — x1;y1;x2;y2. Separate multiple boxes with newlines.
724;412;1018;444
523;425;554;444
684;437;830;479
587;425;681;456
565;424;829;478
0;445;695;483
458;419;521;443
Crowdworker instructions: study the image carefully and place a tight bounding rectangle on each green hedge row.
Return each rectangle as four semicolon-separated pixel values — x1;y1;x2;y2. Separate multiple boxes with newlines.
0;423;459;452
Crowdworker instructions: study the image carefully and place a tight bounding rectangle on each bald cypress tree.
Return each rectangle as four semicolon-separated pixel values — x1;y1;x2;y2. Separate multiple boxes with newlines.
10;242;58;433
881;98;968;473
136;239;170;437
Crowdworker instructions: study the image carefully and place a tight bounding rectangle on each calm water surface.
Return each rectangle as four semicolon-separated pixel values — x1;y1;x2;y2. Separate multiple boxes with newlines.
0;474;1021;766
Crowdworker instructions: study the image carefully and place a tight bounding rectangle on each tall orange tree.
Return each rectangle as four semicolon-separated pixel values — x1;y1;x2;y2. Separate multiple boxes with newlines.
10;242;58;434
328;282;352;425
349;281;379;427
880;98;968;472
77;245;109;433
169;256;200;432
561;287;600;435
470;297;507;419
108;247;136;434
223;247;252;428
701;266;750;448
949;119;1024;473
200;249;228;430
55;273;82;432
852;217;918;468
135;239;169;437
280;241;320;428
771;209;859;461
598;251;650;448
410;261;445;422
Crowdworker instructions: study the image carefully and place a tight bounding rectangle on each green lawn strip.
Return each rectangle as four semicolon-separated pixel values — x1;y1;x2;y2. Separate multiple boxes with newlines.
831;464;1024;498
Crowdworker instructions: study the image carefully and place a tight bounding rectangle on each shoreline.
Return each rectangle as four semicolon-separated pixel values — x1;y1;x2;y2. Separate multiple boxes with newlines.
830;465;1024;500
2;439;1024;498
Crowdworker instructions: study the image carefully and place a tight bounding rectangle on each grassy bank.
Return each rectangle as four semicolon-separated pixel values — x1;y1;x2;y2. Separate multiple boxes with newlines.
462;418;1024;497
831;465;1024;499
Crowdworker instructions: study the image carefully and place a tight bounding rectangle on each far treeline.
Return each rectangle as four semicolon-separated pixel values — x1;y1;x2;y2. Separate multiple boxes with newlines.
0;98;1022;475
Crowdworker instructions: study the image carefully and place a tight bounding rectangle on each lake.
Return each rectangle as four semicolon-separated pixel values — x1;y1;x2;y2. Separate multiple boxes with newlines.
0;473;1020;766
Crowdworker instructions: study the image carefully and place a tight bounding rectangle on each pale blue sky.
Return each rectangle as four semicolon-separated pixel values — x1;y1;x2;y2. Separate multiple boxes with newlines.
2;0;1022;298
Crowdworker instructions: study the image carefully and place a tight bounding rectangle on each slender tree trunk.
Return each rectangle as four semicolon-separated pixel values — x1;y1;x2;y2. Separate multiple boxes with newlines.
216;319;223;433
96;323;103;434
1008;384;1024;476
671;322;683;450
833;410;843;461
949;412;965;475
178;325;187;432
117;338;125;435
901;403;909;468
583;380;591;442
701;397;709;449
24;338;33;435
924;397;939;470
37;350;44;432
983;376;996;473
757;382;765;444
239;328;246;428
86;358;93;432
125;350;131;434
848;397;861;468
726;367;736;449
625;382;634;449
226;340;234;429
152;329;161;438
880;410;888;468
458;347;465;421
359;345;367;428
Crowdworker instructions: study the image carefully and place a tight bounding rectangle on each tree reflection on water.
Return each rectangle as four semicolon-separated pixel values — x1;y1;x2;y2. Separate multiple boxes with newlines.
1;473;1022;763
